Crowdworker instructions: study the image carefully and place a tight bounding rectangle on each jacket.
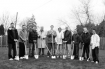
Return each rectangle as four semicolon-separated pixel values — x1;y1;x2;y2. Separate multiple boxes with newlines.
63;30;72;44
7;27;18;43
47;30;57;43
29;30;38;43
72;33;81;44
81;32;91;44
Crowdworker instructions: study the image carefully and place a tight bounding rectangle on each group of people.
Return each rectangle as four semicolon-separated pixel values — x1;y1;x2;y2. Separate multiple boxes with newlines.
7;22;100;64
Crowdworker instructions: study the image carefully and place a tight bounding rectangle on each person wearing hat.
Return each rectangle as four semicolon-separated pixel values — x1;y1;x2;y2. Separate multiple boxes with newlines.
47;25;57;58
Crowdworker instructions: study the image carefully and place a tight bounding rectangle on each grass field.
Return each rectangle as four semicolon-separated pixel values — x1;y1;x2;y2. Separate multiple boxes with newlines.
0;47;105;69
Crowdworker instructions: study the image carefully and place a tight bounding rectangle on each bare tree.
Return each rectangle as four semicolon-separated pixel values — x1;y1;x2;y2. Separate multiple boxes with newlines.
72;0;93;25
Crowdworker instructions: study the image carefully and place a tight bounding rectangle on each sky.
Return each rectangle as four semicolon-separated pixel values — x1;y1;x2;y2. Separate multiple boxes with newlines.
0;0;105;31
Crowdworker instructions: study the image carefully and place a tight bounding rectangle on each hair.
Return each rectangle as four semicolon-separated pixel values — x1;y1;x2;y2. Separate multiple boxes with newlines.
50;25;54;27
11;22;14;25
92;28;96;31
22;25;26;27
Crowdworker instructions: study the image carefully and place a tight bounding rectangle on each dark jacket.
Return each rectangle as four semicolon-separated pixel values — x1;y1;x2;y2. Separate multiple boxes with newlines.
29;30;38;43
81;32;91;44
72;33;81;44
63;30;72;44
7;27;18;43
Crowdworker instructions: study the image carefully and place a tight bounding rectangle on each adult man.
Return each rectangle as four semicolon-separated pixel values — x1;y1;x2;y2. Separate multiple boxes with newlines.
90;29;100;64
29;26;38;58
55;27;64;58
81;27;91;61
63;26;72;59
47;25;57;58
7;23;18;60
72;29;81;60
37;26;46;56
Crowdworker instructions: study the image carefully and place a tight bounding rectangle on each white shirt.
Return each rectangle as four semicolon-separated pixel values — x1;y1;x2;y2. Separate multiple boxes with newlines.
55;31;64;44
91;34;100;49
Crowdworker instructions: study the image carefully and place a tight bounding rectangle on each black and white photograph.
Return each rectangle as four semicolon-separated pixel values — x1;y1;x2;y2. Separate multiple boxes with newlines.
0;0;105;69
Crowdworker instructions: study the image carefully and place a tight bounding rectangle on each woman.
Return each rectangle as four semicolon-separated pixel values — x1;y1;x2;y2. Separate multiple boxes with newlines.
19;25;28;59
37;26;46;56
55;27;64;58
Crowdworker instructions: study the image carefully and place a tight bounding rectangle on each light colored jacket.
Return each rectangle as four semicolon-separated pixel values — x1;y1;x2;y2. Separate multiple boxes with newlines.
91;34;100;49
37;31;47;48
19;30;28;43
55;31;64;44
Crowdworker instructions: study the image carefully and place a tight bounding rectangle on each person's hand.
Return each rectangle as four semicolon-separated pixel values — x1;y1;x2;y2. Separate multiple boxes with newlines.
33;40;36;43
90;43;92;46
63;41;67;43
73;41;75;43
14;39;18;42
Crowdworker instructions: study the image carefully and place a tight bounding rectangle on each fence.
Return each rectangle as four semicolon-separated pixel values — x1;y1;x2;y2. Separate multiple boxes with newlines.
0;36;105;50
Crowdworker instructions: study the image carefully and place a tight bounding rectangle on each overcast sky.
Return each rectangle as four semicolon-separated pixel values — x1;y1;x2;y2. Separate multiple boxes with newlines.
0;0;104;30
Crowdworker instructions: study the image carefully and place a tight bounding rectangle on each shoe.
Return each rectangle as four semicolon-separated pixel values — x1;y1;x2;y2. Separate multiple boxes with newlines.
24;55;29;59
71;55;74;60
87;58;90;61
47;56;50;58
91;61;94;62
60;56;62;58
63;55;66;59
20;57;23;59
81;57;84;61
57;56;59;58
95;61;99;64
15;56;19;61
9;58;13;60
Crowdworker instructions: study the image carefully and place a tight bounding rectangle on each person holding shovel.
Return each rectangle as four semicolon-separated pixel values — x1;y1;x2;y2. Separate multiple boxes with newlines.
29;26;38;58
7;23;18;60
47;25;57;59
72;29;81;60
18;25;28;59
55;27;64;58
63;26;72;59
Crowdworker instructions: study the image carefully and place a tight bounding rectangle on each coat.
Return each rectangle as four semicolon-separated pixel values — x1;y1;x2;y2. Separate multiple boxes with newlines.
37;31;47;48
55;31;64;44
81;32;91;44
29;30;38;43
47;30;57;43
63;30;72;44
7;27;18;43
72;33;81;45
